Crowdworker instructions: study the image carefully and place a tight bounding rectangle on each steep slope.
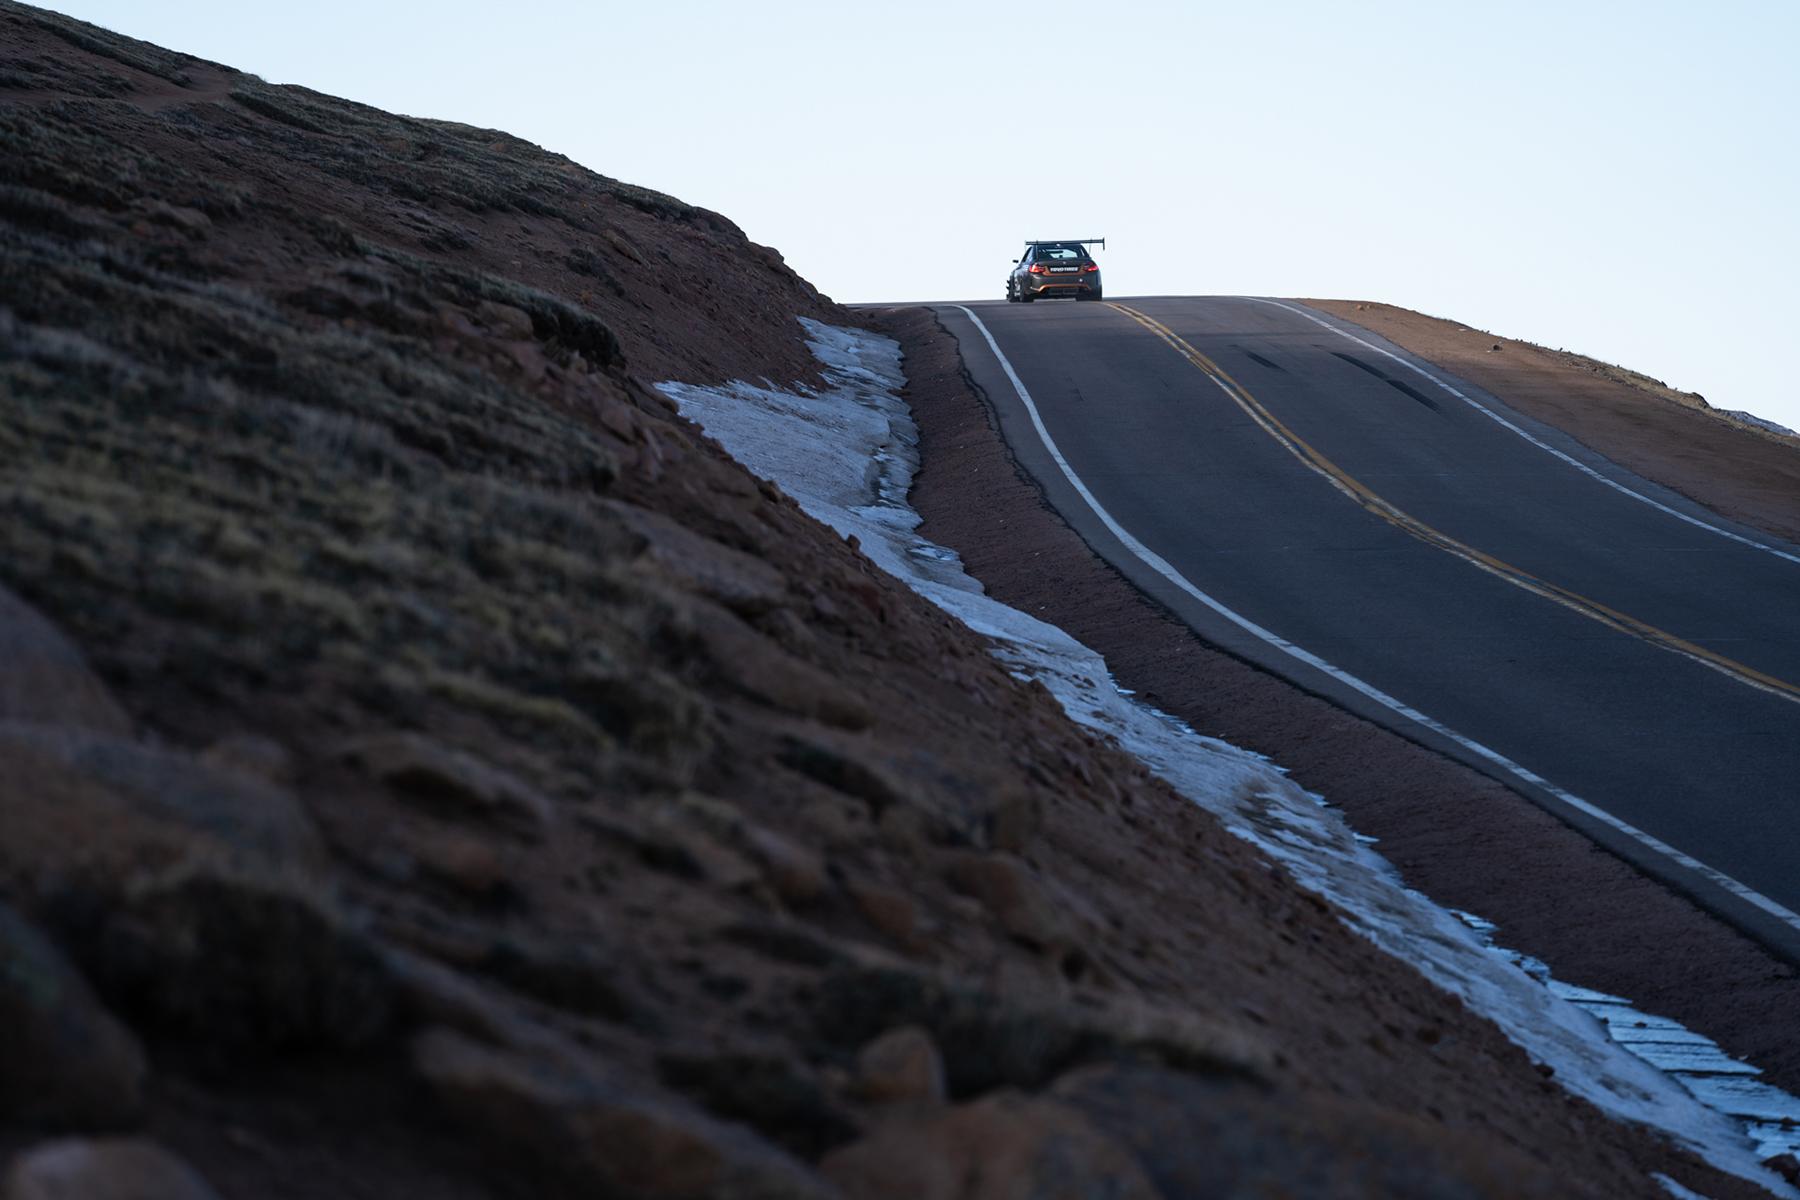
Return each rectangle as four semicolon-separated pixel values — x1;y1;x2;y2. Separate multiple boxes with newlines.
0;5;1780;1198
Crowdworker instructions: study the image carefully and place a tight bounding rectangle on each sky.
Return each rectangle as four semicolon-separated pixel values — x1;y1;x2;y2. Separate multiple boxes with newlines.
35;1;1800;430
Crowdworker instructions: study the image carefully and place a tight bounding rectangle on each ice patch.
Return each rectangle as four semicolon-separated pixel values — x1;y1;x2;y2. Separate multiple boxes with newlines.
656;319;1798;1197
1655;1174;1715;1200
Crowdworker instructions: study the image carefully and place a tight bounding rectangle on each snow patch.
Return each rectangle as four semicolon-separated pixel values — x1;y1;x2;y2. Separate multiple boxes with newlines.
656;319;1798;1197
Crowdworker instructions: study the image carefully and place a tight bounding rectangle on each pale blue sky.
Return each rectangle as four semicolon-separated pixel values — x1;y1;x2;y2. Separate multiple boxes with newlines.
37;1;1800;429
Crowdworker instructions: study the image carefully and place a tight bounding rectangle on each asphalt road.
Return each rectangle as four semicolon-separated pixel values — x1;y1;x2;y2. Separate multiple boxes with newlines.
932;296;1800;959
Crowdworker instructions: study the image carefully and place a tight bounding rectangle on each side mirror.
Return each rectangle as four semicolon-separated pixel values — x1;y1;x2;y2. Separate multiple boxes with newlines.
1011;259;1019;264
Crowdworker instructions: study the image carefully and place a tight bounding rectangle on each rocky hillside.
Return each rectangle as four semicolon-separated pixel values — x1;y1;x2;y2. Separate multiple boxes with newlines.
0;5;1778;1198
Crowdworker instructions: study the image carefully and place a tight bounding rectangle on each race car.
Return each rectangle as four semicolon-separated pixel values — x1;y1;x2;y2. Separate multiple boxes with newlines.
1006;238;1104;303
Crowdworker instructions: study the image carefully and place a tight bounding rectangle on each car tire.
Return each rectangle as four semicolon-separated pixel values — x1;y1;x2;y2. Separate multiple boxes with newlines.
1005;282;1018;303
1019;290;1035;303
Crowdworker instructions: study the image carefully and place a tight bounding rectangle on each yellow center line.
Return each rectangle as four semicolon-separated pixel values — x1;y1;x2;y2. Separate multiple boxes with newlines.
1105;301;1800;707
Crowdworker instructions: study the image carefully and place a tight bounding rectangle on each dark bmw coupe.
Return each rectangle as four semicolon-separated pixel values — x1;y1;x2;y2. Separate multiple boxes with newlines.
1006;239;1104;303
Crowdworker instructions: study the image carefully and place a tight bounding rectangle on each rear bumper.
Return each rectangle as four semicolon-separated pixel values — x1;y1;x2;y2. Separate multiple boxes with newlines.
1024;274;1101;297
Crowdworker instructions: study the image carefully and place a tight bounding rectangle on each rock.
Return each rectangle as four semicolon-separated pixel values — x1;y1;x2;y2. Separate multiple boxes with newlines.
0;723;324;867
412;830;510;901
680;603;871;731
820;1090;1158;1200
3;1138;222;1200
854;1026;945;1107
609;502;788;616
641;812;760;891
338;732;553;838
643;796;829;904
0;586;132;734
477;299;535;339
1766;1153;1800;1186
1082;997;1273;1082
847;879;921;951
986;787;1042;853
197;733;294;786
814;964;1081;1097
561;666;709;768
476;936;635;1024
0;903;147;1130
657;1049;857;1156
1054;1064;1571;1199
780;735;908;815
583;802;760;890
741;824;827;906
0;737;175;892
942;852;1065;950
411;1026;837;1199
813;964;1268;1099
382;945;578;1061
91;862;394;1049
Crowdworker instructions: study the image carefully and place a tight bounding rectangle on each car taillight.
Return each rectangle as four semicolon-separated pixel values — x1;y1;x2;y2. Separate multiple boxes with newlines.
1083;263;1099;272
1028;264;1046;274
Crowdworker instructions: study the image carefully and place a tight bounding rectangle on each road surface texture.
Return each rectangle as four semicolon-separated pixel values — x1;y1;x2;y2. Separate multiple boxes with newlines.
932;297;1800;965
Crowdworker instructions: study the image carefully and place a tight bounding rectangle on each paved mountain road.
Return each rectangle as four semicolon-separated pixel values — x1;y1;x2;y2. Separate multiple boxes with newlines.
931;296;1800;959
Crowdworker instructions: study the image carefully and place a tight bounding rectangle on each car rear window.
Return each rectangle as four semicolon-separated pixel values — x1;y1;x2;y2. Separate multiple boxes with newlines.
1036;245;1086;260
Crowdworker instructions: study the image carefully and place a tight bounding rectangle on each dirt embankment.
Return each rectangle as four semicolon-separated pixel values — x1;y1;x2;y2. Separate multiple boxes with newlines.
0;5;1782;1198
1305;300;1800;547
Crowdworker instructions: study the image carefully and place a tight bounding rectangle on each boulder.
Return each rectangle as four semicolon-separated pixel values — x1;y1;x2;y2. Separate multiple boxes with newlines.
91;863;394;1049
741;824;828;906
0;723;324;868
846;879;922;952
680;603;870;731
813;963;1268;1098
0;586;131;735
820;1090;1158;1200
3;1138;221;1200
411;1027;837;1199
0;903;147;1130
474;935;635;1024
609;501;788;616
337;732;553;838
1053;1063;1576;1199
656;1049;857;1157
942;852;1066;950
412;830;511;901
853;1026;946;1107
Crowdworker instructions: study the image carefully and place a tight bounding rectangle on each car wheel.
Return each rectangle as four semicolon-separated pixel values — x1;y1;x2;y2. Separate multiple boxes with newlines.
1005;281;1017;302
1019;289;1035;303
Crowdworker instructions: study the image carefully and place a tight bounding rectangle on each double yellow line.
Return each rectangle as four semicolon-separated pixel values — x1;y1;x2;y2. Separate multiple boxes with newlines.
1105;301;1800;707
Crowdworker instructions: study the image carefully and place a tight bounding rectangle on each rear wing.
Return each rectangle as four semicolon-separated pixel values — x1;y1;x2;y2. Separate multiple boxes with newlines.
1026;238;1105;250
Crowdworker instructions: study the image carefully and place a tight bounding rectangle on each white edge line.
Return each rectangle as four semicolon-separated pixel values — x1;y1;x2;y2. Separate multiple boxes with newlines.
949;303;1800;935
1244;298;1800;568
